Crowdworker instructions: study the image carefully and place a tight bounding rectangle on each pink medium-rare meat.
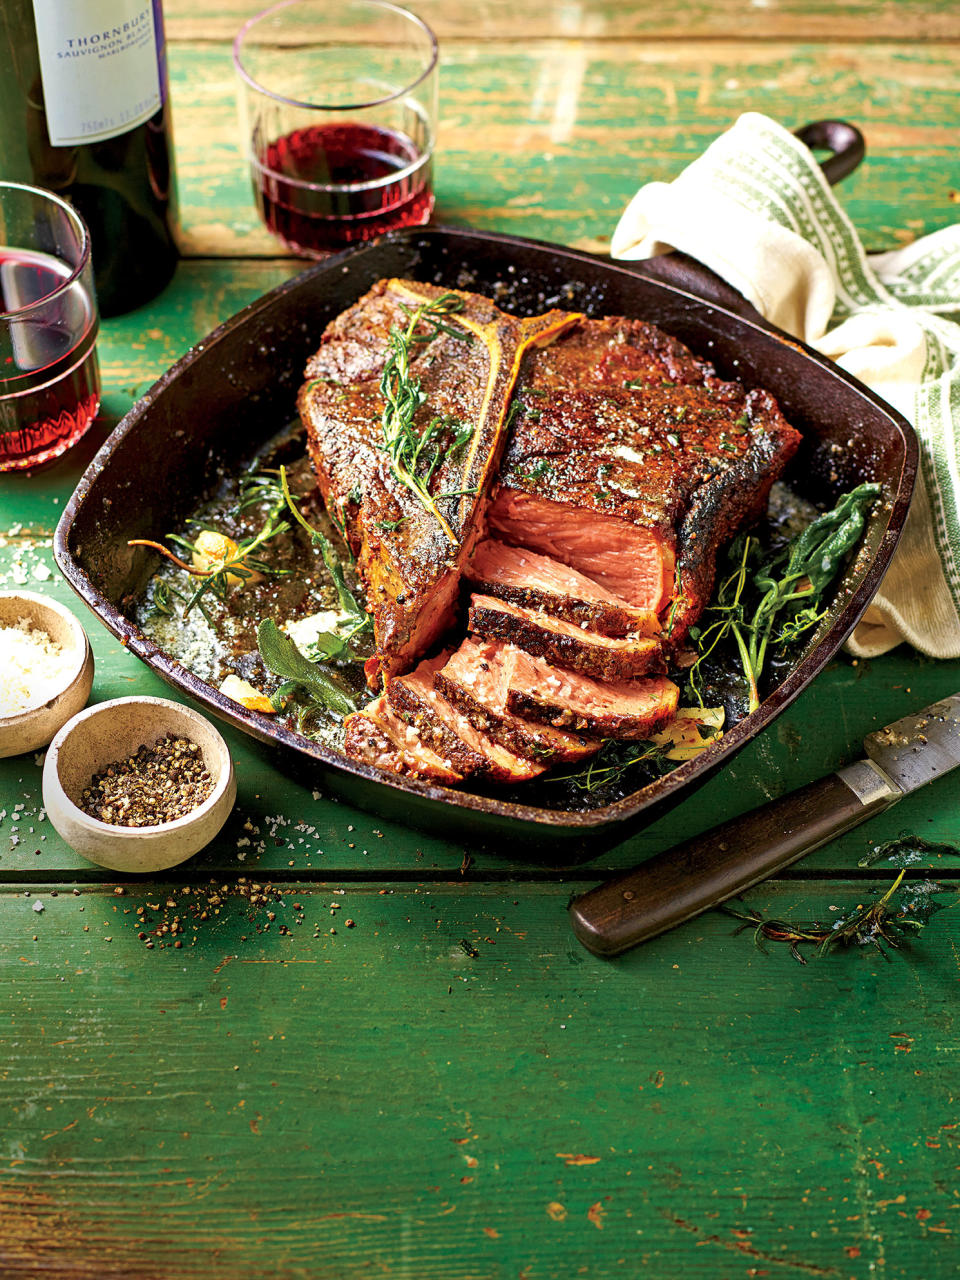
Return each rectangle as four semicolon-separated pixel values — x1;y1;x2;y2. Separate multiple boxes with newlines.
387;655;547;784
465;538;659;637
486;488;675;613
435;638;600;765
298;278;581;684
467;593;662;682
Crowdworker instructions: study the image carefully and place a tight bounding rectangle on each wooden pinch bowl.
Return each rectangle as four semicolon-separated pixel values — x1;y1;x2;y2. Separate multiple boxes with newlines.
0;591;94;758
42;696;237;872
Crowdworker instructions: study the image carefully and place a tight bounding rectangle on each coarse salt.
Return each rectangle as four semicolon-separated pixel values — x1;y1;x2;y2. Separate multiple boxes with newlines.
0;618;67;716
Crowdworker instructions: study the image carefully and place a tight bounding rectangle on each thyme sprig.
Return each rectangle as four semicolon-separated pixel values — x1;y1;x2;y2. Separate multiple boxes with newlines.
689;483;881;712
378;293;474;544
278;466;372;657
547;739;672;792
724;870;954;964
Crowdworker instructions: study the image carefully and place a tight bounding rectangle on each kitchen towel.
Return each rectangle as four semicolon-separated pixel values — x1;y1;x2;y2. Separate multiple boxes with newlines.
611;111;960;660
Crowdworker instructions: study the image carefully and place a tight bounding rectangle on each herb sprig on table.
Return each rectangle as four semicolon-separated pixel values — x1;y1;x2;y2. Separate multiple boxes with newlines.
689;482;881;712
725;869;955;964
378;292;475;545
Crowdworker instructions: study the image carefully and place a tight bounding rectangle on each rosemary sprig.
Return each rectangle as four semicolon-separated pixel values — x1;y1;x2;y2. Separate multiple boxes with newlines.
378;293;474;544
236;469;286;512
129;487;290;618
724;870;955;964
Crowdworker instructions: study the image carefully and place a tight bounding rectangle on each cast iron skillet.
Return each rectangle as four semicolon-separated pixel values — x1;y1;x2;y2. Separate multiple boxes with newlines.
54;140;916;855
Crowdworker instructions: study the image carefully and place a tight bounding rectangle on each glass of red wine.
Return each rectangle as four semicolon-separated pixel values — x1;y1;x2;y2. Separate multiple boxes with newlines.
233;0;438;256
0;182;100;473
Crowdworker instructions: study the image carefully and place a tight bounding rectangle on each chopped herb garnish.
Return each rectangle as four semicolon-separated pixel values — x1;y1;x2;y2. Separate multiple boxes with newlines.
665;432;680;448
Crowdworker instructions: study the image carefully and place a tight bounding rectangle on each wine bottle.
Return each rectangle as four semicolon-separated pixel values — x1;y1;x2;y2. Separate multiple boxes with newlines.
0;0;179;317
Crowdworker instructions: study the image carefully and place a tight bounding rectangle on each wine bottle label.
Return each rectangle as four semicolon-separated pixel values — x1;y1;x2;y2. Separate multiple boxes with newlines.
31;0;162;147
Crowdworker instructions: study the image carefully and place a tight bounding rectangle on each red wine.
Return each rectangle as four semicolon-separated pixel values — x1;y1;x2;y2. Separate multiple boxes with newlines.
0;0;178;317
0;249;100;472
252;122;434;255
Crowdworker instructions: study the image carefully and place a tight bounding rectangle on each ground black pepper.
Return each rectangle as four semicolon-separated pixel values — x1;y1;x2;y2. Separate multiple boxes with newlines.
80;734;213;827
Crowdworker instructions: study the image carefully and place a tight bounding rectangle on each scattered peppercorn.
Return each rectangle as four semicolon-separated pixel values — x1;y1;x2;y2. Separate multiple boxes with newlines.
80;734;213;827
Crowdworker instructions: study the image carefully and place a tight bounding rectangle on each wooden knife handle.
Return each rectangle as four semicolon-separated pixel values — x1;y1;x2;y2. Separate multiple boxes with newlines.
568;766;898;957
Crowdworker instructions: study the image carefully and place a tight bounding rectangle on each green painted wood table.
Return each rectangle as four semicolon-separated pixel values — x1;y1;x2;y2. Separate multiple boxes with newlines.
3;3;959;1276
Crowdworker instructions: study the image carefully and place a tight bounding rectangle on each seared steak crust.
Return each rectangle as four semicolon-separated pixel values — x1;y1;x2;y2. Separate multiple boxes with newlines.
501;646;681;741
299;279;580;684
468;593;663;682
387;655;547;784
343;696;463;784
436;639;599;765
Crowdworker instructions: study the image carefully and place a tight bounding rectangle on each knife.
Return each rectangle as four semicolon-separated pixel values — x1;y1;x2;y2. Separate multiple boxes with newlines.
568;693;960;957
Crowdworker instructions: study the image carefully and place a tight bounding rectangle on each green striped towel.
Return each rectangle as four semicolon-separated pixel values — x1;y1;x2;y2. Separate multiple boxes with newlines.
611;112;960;660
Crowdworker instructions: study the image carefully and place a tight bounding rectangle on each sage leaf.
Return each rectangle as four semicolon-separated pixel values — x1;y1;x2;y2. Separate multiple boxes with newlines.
257;619;356;717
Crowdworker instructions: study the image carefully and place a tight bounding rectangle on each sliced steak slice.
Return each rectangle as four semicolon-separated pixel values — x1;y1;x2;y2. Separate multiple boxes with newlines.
387;655;547;784
436;638;599;765
501;643;680;740
468;593;662;682
343;696;463;784
465;538;658;638
299;279;581;684
498;314;802;639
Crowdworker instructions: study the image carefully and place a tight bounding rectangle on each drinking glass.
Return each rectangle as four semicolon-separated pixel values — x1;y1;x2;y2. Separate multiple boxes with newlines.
0;182;100;472
233;0;438;256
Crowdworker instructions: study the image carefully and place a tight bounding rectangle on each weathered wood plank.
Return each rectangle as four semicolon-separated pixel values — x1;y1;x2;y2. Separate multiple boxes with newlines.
2;879;957;1278
164;0;960;43
168;40;960;259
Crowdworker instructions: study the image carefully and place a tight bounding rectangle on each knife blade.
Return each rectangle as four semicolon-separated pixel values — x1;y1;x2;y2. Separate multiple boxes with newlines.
568;694;960;957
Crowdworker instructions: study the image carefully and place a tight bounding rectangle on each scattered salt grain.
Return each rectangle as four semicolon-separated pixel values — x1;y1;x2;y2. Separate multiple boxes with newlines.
32;900;44;913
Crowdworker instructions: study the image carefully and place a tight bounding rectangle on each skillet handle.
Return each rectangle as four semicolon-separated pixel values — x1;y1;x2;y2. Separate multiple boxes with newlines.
794;119;866;186
608;118;866;322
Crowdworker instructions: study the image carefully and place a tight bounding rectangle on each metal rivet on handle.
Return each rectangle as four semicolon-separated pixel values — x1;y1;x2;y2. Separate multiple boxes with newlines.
623;890;635;901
